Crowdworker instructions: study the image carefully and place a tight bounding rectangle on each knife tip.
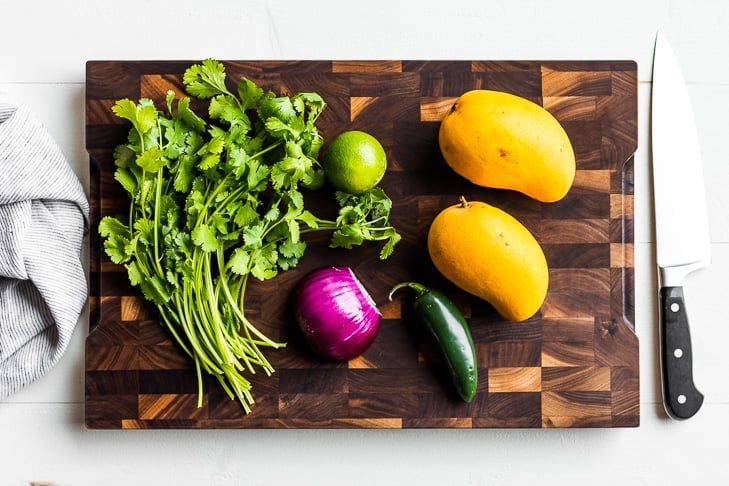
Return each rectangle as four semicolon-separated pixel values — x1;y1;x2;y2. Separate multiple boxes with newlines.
652;31;674;68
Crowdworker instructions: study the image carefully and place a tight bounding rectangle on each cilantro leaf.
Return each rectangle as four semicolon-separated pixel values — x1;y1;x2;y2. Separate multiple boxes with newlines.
173;154;196;193
380;230;402;259
102;234;131;265
234;202;259;227
113;144;136;169
265;117;300;140
295;92;326;124
330;226;364;249
183;58;230;99
246;158;270;192
136;146;167;173
124;261;146;288
237;78;264;111
300;164;325;190
229;248;251;276
298;210;320;229
192;223;219;252
243;222;265;249
259;96;297;122
176;96;207;133
263;205;281;222
133;218;154;245
98;216;129;239
99;216;134;264
279;239;306;259
112;98;158;135
199;153;220;170
139;274;172;306
209;95;249;127
286;218;300;244
250;245;278;281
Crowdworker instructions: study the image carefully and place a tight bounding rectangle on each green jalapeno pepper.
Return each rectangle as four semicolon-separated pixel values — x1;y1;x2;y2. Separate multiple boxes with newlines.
389;282;478;403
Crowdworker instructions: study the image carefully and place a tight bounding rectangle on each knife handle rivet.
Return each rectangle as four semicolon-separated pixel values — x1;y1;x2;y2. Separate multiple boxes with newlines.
674;348;683;358
670;302;680;312
677;394;687;404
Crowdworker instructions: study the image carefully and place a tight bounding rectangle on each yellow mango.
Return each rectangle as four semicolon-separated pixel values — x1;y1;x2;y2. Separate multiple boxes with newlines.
427;197;548;322
438;90;576;203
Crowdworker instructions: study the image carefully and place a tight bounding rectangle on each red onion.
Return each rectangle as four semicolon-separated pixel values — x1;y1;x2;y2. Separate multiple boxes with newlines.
292;266;382;361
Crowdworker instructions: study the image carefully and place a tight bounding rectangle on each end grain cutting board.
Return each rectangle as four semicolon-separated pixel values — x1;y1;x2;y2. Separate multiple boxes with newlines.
85;60;638;429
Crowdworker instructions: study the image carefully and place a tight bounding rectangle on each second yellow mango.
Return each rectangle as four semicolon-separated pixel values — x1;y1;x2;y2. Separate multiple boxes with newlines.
427;197;548;322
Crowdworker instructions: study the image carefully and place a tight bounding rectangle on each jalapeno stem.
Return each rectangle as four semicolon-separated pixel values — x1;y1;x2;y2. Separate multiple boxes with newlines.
388;281;429;301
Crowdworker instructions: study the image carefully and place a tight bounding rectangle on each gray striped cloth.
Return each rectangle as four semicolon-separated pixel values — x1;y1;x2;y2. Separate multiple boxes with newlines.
0;97;89;400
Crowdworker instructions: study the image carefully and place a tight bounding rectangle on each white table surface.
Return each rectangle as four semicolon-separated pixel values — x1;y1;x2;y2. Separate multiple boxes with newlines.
2;1;728;484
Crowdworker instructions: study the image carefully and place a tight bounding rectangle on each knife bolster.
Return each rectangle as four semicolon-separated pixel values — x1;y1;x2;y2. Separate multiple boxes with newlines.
659;260;710;288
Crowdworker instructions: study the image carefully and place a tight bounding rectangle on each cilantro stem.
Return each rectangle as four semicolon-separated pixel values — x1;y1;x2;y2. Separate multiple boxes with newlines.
153;169;164;273
157;301;194;358
216;248;284;377
201;252;237;366
192;250;230;366
249;140;283;162
216;247;283;350
194;356;204;408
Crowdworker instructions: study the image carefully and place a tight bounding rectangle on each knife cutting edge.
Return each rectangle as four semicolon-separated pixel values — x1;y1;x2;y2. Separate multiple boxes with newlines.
651;31;710;420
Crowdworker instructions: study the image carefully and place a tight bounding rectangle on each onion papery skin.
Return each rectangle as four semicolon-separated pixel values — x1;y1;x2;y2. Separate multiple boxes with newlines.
293;266;382;361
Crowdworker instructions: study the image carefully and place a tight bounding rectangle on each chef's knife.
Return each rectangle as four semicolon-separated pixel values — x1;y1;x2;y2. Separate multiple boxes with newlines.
651;31;710;420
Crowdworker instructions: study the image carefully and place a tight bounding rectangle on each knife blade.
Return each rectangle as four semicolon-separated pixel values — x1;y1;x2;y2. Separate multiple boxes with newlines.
651;31;710;420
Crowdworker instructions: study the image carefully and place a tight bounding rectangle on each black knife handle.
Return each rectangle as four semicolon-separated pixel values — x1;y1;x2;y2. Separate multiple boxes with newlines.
659;286;703;420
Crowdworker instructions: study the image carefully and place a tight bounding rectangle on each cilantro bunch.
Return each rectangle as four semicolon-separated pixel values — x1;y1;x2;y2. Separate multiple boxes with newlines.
98;59;400;412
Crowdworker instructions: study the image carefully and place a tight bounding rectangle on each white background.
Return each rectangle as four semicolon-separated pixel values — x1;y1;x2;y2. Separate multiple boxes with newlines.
1;0;728;484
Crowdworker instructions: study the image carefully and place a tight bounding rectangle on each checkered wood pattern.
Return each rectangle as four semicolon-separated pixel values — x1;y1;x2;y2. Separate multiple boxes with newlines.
85;60;638;429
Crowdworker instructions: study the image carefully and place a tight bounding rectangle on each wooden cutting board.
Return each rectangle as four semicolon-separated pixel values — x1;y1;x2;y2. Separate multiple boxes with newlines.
85;60;638;429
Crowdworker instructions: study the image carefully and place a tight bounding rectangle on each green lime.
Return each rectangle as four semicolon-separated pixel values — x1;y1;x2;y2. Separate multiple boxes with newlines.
322;130;387;194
